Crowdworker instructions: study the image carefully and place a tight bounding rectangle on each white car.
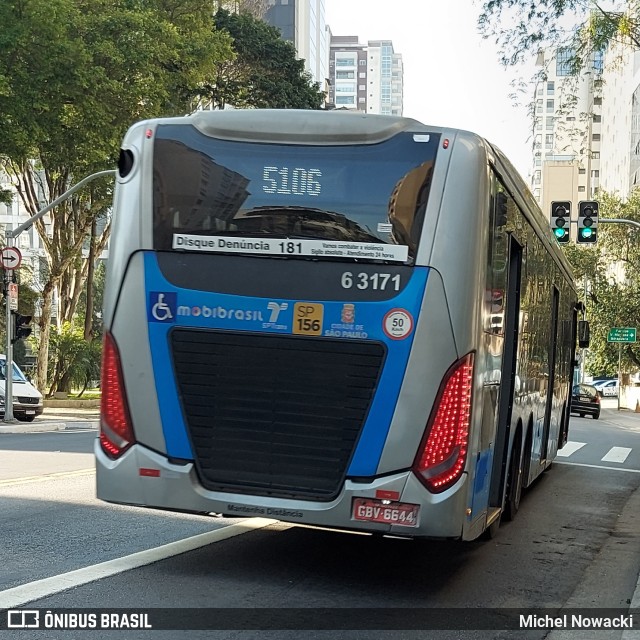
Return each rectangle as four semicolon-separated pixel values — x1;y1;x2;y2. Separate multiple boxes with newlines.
594;379;619;397
0;356;44;421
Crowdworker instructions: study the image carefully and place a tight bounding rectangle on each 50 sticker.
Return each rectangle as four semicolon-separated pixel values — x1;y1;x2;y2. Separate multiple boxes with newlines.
383;309;414;340
293;302;324;336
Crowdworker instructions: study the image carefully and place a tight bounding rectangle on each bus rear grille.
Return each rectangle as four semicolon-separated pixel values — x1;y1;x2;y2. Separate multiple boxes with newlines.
170;330;385;501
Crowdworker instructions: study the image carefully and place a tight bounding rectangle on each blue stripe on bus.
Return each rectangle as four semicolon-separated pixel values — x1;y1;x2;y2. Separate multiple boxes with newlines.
143;253;429;472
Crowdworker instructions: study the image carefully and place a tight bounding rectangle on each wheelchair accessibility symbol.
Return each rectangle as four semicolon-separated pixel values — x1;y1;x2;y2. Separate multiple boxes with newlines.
149;292;176;323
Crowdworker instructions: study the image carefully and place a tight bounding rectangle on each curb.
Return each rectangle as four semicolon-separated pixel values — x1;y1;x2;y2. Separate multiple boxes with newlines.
0;421;68;434
0;420;99;434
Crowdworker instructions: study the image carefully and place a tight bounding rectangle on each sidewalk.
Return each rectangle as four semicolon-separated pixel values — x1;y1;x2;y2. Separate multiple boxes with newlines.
0;405;99;434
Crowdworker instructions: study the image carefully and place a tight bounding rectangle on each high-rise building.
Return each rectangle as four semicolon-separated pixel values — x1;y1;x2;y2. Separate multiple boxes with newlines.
328;36;403;115
264;0;330;90
599;42;640;198
530;47;603;231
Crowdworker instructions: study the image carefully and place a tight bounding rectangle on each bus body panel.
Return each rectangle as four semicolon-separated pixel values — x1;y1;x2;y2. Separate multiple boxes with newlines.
140;251;430;471
103;122;150;328
375;268;458;474
95;440;468;538
110;252;166;455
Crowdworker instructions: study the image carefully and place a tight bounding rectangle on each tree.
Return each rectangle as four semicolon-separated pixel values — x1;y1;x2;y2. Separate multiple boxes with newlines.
478;0;640;69
0;0;234;392
199;8;325;111
562;189;640;375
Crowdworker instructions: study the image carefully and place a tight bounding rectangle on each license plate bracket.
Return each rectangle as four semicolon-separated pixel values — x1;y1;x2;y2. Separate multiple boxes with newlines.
352;498;419;527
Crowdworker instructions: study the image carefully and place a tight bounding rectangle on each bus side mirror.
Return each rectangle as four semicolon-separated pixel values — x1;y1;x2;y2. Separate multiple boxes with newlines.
578;320;590;348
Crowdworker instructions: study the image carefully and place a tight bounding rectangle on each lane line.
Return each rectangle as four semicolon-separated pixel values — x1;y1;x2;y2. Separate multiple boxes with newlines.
0;518;277;609
556;441;587;457
0;469;95;487
556;461;640;473
601;446;632;464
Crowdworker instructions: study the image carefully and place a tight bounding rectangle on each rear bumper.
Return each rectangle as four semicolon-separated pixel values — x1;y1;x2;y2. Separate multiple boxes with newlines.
95;440;468;539
570;400;599;416
0;404;44;419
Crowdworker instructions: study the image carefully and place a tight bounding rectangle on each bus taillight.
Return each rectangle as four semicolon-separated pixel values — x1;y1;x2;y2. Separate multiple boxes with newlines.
413;353;474;493
99;332;135;459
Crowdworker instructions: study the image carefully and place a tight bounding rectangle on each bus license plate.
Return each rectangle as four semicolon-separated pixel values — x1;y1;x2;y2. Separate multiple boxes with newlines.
352;498;419;527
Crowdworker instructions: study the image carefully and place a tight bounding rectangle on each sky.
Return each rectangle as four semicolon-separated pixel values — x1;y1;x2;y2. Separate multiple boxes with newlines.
323;0;536;178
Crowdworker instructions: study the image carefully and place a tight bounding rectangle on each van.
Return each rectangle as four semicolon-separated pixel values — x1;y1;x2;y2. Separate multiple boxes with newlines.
0;356;43;422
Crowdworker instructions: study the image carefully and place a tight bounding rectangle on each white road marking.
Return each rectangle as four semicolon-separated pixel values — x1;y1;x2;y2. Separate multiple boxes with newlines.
601;446;632;464
556;441;587;457
0;469;95;487
557;461;640;474
0;518;277;609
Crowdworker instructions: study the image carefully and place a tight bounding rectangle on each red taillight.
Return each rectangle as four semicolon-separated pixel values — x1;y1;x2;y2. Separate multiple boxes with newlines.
99;332;135;459
413;353;474;493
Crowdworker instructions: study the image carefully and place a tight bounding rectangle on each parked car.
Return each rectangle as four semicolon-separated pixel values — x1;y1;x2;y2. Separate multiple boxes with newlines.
0;356;44;422
571;384;600;419
593;379;619;397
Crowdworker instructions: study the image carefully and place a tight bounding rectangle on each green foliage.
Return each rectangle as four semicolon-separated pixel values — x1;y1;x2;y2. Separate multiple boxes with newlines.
204;9;325;110
0;0;234;171
561;189;640;375
46;321;102;396
478;1;639;72
0;188;12;205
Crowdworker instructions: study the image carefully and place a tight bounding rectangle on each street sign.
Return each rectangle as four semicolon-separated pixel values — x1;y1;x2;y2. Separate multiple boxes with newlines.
607;327;637;343
8;283;18;311
0;247;22;271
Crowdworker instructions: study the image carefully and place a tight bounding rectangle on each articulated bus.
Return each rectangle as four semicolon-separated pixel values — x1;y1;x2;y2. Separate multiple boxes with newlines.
96;109;580;540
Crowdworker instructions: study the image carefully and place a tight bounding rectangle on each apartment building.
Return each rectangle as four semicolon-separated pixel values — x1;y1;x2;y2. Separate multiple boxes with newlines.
328;36;403;115
599;42;640;198
264;0;331;90
531;48;603;233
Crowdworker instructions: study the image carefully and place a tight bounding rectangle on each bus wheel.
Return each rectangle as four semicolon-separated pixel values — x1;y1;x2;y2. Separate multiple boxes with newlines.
481;515;501;540
504;442;523;521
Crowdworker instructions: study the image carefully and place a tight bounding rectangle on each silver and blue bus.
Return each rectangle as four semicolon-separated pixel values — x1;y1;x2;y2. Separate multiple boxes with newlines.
96;109;579;540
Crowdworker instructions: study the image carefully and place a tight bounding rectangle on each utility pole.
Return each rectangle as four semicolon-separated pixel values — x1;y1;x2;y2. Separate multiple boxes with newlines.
3;169;115;422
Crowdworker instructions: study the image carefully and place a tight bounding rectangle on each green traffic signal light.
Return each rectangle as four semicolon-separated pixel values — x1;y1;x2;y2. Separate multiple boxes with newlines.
577;200;598;244
550;201;571;244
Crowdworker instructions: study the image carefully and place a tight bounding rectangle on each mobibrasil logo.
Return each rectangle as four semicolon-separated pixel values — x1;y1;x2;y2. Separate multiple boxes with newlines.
148;293;290;325
177;304;264;322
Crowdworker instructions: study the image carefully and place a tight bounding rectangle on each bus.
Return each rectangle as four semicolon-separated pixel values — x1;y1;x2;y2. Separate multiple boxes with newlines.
96;109;580;540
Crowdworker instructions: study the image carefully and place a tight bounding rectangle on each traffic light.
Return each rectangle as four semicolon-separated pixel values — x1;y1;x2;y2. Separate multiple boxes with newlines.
577;200;598;244
11;312;32;344
550;201;571;244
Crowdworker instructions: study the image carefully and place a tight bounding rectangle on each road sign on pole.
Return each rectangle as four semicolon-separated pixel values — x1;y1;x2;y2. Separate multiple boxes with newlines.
607;327;637;343
0;246;21;271
8;283;18;311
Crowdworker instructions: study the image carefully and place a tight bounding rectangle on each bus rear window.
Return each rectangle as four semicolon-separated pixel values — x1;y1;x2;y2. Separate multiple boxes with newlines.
152;124;439;263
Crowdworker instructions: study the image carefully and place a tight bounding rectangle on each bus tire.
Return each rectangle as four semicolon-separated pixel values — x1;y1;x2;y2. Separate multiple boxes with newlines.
504;438;523;521
481;515;501;540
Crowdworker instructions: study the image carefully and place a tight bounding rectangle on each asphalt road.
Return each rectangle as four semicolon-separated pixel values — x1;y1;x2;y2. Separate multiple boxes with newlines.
0;403;639;639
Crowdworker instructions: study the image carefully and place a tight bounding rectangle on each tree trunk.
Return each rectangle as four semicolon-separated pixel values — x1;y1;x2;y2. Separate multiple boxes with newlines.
36;281;56;394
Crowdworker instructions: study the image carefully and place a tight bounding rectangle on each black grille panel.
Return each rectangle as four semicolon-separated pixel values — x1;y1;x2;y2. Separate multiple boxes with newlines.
17;396;39;405
171;330;385;500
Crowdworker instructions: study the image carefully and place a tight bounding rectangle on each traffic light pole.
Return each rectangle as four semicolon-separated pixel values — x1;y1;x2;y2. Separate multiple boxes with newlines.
2;169;115;423
598;218;640;230
3;238;14;422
